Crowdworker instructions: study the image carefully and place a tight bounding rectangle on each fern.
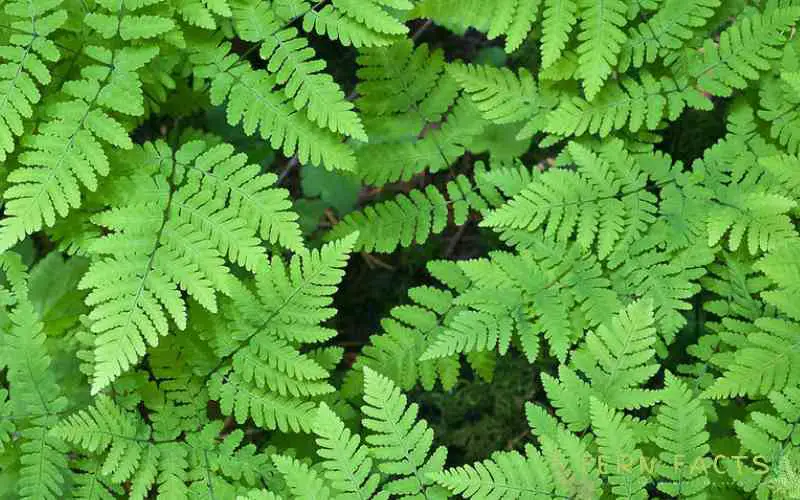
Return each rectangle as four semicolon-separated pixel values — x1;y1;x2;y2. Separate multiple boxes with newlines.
590;398;648;499
3;0;800;496
0;254;69;499
79;139;300;393
688;7;800;97
730;388;800;498
575;0;628;100
619;0;720;71
653;372;711;498
0;46;156;252
84;0;176;41
545;72;710;137
0;0;66;162
208;233;357;432
352;40;485;185
432;446;556;499
361;367;447;497
703;317;800;399
541;0;578;68
541;299;660;433
191;39;357;172
231;0;366;140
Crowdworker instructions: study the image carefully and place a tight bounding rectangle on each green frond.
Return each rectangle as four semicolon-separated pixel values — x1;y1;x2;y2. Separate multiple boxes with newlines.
449;63;554;137
689;7;800;97
609;242;714;343
525;403;603;498
412;0;540;53
733;388;800;475
754;238;800;321
191;40;356;172
482;141;658;260
570;299;661;410
231;0;366;140
703;317;800;398
85;0;176;41
55;395;150;483
347;281;464;394
271;455;331;499
361;367;446;496
57;396;272;497
619;0;720;71
0;46;157;253
78;139;300;394
653;372;710;498
176;0;232;29
695;154;798;256
0;0;66;162
208;234;356;430
545;72;710;137
302;4;400;47
313;403;381;498
352;41;487;184
431;446;555;499
575;0;629;100
1;254;69;500
328;175;498;252
701;253;769;322
589;398;648;500
541;0;578;68
423;241;620;364
760;68;800;155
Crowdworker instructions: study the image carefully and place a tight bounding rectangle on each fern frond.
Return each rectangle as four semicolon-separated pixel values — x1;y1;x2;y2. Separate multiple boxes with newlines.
689;7;800;97
609;242;714;342
525;403;603;498
271;455;331;499
541;0;578;68
302;4;399;47
313;403;381;498
55;395;149;483
347;273;468;394
361;367;447;496
483;141;658;260
589;398;648;500
755;238;800;320
0;46;157;253
85;0;176;40
703;317;800;398
432;446;555;499
619;0;720;71
191;40;356;171
570;299;661;410
654;372;710;498
208;234;356;430
575;0;628;100
79;139;300;394
1;254;69;500
331;0;411;35
352;41;488;184
328;174;499;252
176;0;232;28
733;388;800;480
0;0;66;162
448;63;555;138
545;72;710;137
231;0;366;140
423;241;620;364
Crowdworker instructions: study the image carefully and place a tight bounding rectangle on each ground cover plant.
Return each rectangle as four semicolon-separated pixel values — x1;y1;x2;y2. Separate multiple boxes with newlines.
1;0;799;498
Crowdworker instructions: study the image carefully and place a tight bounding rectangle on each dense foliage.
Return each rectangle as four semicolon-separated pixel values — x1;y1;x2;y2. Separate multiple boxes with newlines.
1;0;799;498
